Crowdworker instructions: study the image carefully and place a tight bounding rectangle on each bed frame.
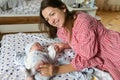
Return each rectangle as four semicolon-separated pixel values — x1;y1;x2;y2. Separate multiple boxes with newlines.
0;16;40;25
0;16;49;40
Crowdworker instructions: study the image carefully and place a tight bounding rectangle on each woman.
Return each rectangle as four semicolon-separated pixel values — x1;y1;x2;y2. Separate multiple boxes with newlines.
36;0;120;80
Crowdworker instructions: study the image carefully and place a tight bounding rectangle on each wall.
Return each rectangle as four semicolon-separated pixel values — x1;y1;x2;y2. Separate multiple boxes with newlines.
62;0;75;4
96;0;120;11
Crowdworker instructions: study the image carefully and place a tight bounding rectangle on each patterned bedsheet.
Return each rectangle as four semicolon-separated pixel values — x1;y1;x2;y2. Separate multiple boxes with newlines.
0;33;113;80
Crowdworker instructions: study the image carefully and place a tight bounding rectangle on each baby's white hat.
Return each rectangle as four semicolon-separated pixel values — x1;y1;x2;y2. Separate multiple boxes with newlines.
25;42;37;55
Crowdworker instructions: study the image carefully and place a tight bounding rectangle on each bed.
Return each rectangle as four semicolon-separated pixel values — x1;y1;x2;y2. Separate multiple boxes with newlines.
0;0;113;80
0;0;48;38
0;0;42;24
0;32;114;80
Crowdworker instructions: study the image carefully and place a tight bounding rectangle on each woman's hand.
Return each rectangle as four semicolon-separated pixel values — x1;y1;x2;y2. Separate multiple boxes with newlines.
35;62;57;76
52;43;70;53
35;62;76;76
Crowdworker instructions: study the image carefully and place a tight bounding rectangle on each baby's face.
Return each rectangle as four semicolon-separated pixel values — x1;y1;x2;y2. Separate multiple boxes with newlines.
30;42;43;52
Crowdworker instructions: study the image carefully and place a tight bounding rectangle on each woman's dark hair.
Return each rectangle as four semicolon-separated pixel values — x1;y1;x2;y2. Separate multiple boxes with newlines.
40;0;76;39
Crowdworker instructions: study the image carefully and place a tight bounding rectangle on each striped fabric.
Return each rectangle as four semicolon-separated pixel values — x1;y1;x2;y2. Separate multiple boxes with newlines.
57;12;120;80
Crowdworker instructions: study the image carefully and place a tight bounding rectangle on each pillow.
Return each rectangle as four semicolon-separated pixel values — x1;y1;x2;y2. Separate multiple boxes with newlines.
0;0;28;11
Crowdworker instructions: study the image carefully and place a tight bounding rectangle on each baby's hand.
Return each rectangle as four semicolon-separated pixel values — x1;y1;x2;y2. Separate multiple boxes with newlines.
50;43;65;53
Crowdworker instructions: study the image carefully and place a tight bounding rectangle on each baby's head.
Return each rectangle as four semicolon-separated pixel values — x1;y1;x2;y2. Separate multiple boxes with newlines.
25;42;43;54
30;42;43;52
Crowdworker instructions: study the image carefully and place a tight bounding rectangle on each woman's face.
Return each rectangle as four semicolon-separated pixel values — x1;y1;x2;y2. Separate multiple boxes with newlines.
42;7;66;28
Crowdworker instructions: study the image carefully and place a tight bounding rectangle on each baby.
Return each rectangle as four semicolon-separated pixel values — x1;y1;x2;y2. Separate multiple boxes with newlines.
24;42;56;80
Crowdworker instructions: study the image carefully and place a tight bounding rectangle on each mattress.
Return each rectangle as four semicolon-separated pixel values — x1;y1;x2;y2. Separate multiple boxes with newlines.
0;33;113;80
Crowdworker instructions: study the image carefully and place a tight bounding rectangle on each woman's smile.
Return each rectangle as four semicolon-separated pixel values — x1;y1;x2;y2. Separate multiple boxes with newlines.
42;7;66;28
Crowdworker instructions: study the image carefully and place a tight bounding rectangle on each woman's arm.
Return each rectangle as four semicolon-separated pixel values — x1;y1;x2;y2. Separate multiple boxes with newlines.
63;43;71;49
55;64;76;74
35;63;76;76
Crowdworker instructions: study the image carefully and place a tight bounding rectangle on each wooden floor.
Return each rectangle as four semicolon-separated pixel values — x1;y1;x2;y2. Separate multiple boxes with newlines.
96;11;120;32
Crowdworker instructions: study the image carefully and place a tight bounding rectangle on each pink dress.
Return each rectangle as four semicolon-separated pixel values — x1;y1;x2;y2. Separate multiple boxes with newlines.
57;12;120;80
